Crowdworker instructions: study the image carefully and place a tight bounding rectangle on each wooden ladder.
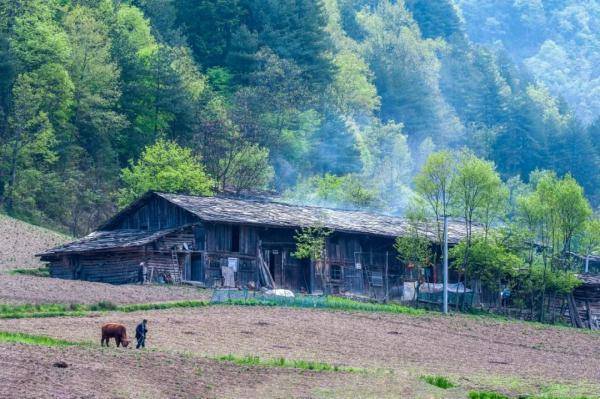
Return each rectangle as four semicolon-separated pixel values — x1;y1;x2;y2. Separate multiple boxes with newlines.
170;250;181;284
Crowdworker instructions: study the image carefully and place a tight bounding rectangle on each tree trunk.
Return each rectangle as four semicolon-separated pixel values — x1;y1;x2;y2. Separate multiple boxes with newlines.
539;255;548;323
5;131;21;213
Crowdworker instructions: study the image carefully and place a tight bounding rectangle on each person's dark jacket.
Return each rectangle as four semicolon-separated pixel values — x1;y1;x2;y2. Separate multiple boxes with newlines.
135;323;147;339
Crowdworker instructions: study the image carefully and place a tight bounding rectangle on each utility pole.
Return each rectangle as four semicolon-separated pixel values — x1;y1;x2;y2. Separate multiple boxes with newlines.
443;214;449;314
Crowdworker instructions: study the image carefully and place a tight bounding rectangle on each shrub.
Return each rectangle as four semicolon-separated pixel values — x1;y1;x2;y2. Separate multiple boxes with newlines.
0;331;77;347
468;392;509;399
10;266;50;277
89;301;117;311
421;375;455;389
215;354;357;372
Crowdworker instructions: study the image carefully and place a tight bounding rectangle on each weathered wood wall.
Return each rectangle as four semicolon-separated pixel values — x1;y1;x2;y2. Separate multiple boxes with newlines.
109;196;198;231
47;215;405;294
49;251;142;284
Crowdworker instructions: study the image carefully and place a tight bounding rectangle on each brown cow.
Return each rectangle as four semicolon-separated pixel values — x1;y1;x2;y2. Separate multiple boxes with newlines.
101;323;130;348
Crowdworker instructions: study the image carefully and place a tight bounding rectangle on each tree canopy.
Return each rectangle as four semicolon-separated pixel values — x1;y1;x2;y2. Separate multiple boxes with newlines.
0;0;597;235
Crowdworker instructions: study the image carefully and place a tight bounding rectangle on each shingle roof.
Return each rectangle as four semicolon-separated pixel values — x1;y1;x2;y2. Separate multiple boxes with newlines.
577;274;600;286
154;192;469;243
41;192;473;257
38;226;184;256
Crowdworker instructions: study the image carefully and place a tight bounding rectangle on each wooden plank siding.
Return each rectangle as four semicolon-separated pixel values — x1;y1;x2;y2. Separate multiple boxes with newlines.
43;193;410;293
110;196;198;231
49;251;142;284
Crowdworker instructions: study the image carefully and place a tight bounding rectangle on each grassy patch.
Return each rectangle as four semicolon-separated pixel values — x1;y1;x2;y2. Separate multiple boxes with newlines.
421;375;455;389
215;354;360;372
470;374;600;398
0;300;210;319
118;300;209;313
469;392;509;399
9;266;50;277
222;295;425;316
468;391;594;399
325;296;425;315
0;303;87;319
0;331;79;347
89;301;118;311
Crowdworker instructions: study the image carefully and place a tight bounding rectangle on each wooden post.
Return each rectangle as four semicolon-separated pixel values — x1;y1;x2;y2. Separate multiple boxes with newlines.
384;251;389;302
568;293;583;328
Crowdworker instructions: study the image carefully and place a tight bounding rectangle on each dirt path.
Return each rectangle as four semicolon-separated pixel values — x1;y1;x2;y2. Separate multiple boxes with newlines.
2;306;598;396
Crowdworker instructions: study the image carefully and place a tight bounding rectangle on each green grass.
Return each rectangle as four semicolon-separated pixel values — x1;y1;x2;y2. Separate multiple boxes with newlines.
117;300;209;313
0;331;80;347
215;354;360;372
468;391;594;399
9;266;50;277
421;375;455;389
0;300;210;319
1;294;424;320
222;295;425;316
0;303;88;319
324;296;425;315
469;392;510;399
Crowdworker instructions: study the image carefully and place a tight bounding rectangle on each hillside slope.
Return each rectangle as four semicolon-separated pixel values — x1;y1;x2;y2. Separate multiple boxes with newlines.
0;214;70;272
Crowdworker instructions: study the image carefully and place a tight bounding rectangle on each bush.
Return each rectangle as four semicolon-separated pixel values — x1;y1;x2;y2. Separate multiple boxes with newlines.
215;354;357;372
89;301;117;311
0;331;78;347
468;392;509;399
10;266;50;277
421;375;455;389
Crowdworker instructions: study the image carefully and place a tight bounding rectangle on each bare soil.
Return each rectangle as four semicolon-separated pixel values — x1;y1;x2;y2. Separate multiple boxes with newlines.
0;274;212;305
0;342;413;399
1;216;598;397
2;306;598;398
0;214;212;306
0;213;69;272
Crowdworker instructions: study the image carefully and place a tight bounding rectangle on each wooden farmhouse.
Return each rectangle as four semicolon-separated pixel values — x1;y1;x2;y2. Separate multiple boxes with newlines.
38;192;469;297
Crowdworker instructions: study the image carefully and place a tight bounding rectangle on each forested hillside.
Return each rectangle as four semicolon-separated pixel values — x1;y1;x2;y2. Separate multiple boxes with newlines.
458;0;600;124
0;0;598;235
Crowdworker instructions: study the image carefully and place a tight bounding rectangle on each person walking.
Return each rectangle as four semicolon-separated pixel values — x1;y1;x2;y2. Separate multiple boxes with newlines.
135;319;148;349
501;287;511;308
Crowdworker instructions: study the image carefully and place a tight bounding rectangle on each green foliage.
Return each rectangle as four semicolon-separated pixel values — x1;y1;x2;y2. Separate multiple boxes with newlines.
292;225;332;262
0;331;79;347
450;235;524;290
421;375;455;389
10;266;50;277
414;150;455;240
394;235;431;269
357;0;461;143
468;392;509;399
88;301;117;311
118;139;214;206
215;354;359;372
222;295;425;316
451;150;503;236
331;50;380;117
218;143;274;193
394;205;433;275
468;391;592;399
0;300;210;319
286;174;379;209
580;217;600;271
518;171;591;258
0;0;598;234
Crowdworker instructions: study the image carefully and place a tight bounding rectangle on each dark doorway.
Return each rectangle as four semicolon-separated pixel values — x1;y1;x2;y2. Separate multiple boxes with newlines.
231;225;240;252
191;255;203;282
268;249;283;286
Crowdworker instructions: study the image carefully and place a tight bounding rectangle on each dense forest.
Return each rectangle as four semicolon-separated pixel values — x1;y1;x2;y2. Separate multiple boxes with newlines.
0;0;598;236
